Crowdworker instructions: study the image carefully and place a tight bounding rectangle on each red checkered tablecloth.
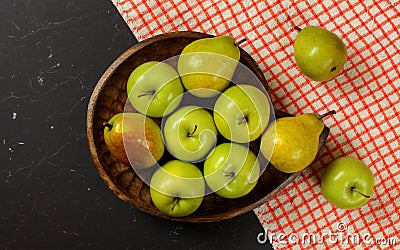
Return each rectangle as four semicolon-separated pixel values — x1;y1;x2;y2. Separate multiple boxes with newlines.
111;0;400;249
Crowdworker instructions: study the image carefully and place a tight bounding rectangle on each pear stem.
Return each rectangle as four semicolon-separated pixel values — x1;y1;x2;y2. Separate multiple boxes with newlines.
319;110;336;120
351;187;371;198
171;197;179;212
294;26;302;32
137;90;156;98
103;122;113;130
235;38;247;47
188;125;198;137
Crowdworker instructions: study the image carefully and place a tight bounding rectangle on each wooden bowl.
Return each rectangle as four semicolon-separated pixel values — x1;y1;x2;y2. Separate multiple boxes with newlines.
86;31;329;222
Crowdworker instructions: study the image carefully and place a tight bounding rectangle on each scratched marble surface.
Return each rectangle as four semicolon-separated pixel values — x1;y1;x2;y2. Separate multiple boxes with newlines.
0;1;271;249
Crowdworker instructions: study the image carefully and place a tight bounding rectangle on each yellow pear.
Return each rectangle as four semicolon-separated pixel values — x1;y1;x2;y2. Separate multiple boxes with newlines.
177;36;243;98
260;111;335;173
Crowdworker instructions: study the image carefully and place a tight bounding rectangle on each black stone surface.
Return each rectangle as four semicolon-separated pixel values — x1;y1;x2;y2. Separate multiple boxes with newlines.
0;1;273;249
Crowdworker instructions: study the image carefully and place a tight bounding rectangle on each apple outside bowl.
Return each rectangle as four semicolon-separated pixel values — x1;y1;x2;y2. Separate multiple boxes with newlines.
86;31;330;222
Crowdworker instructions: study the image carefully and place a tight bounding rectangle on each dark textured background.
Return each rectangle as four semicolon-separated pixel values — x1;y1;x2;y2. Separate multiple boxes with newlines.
0;1;272;249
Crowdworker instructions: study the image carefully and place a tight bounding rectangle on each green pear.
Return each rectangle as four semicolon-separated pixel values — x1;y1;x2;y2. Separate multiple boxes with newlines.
260;111;336;173
103;113;164;169
294;26;347;82
178;36;241;98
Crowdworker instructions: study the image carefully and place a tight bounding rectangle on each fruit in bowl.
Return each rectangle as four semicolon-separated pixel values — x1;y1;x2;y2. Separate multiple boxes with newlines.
150;160;206;217
213;84;271;143
260;110;336;173
103;112;164;169
86;31;331;222
178;36;241;98
204;143;260;199
163;105;218;163
126;61;184;117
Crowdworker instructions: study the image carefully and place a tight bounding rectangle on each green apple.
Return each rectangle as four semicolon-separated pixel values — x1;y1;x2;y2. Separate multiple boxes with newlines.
127;61;184;117
321;156;374;209
294;26;347;82
203;143;260;198
150;160;205;217
103;113;164;169
213;84;270;143
163;105;218;162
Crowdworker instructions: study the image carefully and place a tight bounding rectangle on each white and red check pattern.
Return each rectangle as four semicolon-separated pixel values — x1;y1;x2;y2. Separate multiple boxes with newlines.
111;0;399;249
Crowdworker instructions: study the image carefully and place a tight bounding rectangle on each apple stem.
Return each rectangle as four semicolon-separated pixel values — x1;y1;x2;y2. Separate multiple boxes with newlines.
319;110;336;120
224;171;235;178
238;116;248;125
294;26;302;32
351;187;371;198
171;197;179;212
235;38;247;47
188;125;198;137
137;90;156;98
103;122;113;130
